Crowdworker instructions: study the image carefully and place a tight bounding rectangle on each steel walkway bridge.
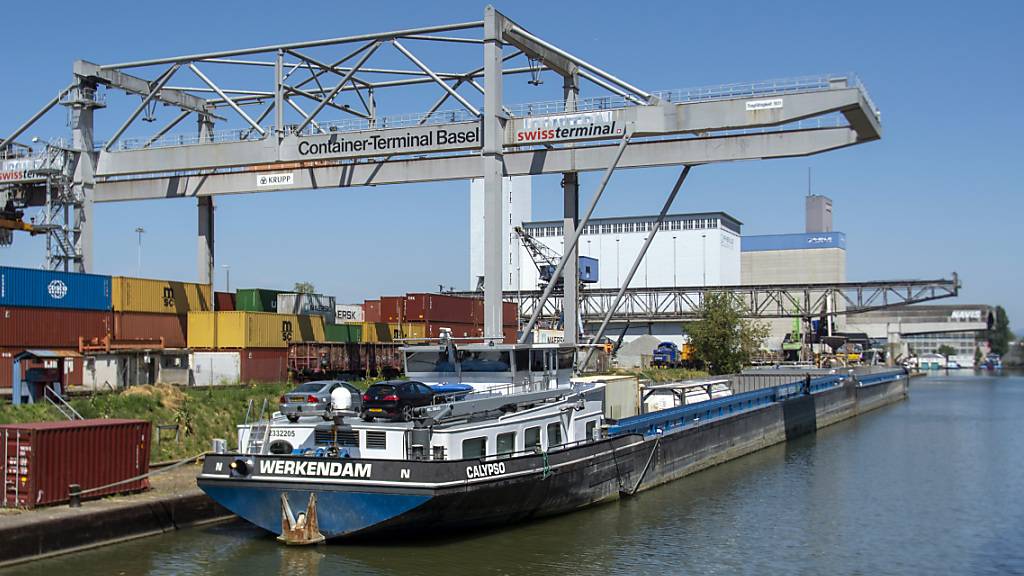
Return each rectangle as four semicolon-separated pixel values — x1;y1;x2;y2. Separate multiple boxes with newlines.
453;276;960;323
0;6;882;345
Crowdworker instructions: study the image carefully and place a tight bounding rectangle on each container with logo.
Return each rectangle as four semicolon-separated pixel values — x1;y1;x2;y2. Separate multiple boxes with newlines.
277;293;336;324
0;307;111;348
0;266;111;311
112;277;211;315
0;419;150;508
188;311;325;349
235;288;284;312
334;304;364;324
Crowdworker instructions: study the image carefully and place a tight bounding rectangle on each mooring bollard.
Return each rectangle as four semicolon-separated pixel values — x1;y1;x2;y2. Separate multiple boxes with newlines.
69;484;81;508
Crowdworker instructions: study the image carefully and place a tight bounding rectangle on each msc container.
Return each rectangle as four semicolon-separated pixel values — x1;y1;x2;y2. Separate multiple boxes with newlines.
112;312;187;348
334;304;364;324
363;300;381;322
188;311;324;349
0;266;112;311
0;307;111;348
214;291;236;311
0;419;151;509
379;296;405;323
235;288;284;312
277;293;336;324
112;277;212;315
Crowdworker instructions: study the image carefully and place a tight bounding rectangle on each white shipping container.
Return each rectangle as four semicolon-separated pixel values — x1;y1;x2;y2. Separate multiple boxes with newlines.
335;304;364;323
277;293;337;324
191;351;241;387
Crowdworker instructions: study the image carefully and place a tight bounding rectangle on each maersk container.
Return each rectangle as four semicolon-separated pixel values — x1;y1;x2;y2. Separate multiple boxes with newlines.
112;277;211;315
0;266;111;311
0;419;150;509
277;293;336;324
334;304;364;324
235;288;284;312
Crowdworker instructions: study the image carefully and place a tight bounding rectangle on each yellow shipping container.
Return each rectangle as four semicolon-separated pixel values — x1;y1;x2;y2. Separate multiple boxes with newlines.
188;311;325;348
361;322;392;343
389;322;427;341
113;277;212;314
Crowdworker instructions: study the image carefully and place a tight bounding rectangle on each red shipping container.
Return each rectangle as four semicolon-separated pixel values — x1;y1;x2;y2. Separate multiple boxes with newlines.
0;419;151;508
379;296;405;323
0;348;83;390
466;299;518;327
404;293;477;324
214;292;236;311
0;308;112;348
113;312;187;348
363;300;381;322
239;348;288;383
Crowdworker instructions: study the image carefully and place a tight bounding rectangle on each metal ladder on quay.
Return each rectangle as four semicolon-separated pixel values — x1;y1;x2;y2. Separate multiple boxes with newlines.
43;387;82;420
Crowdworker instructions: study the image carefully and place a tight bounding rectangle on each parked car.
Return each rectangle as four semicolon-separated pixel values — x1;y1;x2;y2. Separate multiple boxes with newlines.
361;380;435;422
279;380;361;422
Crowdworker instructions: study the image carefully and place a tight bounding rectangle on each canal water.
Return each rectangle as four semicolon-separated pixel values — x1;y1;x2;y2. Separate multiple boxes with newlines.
5;372;1023;575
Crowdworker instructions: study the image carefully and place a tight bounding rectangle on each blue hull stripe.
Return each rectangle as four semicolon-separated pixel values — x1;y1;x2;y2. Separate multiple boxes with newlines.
200;484;430;537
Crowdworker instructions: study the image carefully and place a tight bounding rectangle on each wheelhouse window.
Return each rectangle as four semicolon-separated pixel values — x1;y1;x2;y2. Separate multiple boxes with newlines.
459;350;511;372
497;432;516;457
557;349;574;370
525;426;541;451
405;351;455;373
547;422;563;448
462;437;487;459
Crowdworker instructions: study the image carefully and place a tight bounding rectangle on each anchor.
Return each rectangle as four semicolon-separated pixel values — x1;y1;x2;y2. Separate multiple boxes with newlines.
277;493;326;545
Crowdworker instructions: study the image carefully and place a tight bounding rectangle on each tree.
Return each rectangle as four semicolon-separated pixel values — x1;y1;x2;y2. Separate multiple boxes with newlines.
937;344;956;361
974;346;984;367
687;292;769;375
988;306;1013;356
293;282;315;294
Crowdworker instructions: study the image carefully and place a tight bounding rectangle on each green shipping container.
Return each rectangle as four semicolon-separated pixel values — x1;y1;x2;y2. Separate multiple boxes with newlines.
236;288;285;312
323;323;364;343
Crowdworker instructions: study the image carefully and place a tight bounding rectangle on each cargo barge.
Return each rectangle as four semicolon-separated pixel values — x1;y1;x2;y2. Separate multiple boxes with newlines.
197;341;909;543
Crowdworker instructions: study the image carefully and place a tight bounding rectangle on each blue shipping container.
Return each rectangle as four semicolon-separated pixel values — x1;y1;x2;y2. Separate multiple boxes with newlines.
0;266;112;311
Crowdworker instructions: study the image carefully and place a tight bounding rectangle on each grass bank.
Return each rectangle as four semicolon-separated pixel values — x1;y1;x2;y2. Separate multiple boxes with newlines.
0;379;384;463
615;367;709;383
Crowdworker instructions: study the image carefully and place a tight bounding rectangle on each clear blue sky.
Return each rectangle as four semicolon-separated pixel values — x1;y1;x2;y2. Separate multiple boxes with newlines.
2;1;1021;332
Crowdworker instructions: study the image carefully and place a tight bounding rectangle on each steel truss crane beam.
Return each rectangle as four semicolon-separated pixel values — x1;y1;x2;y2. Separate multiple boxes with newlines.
480;277;960;323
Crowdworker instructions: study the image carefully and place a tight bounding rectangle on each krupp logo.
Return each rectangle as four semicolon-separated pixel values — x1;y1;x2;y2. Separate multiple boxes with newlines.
47;280;68;300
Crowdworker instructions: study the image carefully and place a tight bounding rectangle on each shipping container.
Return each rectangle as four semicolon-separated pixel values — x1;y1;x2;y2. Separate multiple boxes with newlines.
277;293;336;324
1;348;83;390
0;266;112;311
112;312;187;348
389;322;427;341
363;300;381;322
191;351;241;386
188;311;324;349
334;304;364;324
0;307;111;348
324;324;354;343
239;348;288;383
0;419;150;508
360;322;392;343
235;288;284;312
214;291;236;311
112;277;211;315
404;293;476;324
379;296;405;323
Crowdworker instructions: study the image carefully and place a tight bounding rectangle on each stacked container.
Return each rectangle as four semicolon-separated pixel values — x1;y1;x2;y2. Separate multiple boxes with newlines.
235;288;284;312
0;267;113;389
108;276;212;349
277;293;336;325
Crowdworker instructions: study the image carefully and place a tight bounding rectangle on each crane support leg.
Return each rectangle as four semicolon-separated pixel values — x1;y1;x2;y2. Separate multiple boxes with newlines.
198;197;214;285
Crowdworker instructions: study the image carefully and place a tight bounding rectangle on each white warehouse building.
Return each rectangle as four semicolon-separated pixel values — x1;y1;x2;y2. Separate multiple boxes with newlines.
516;213;742;291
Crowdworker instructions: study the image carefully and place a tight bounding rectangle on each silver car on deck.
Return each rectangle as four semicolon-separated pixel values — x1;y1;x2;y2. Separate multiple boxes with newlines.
279;380;361;422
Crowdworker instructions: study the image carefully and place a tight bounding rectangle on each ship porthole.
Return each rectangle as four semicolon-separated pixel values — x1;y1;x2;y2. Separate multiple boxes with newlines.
269;440;294;455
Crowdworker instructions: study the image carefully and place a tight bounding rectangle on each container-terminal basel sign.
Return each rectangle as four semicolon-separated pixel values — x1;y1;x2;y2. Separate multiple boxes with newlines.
276;110;627;164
